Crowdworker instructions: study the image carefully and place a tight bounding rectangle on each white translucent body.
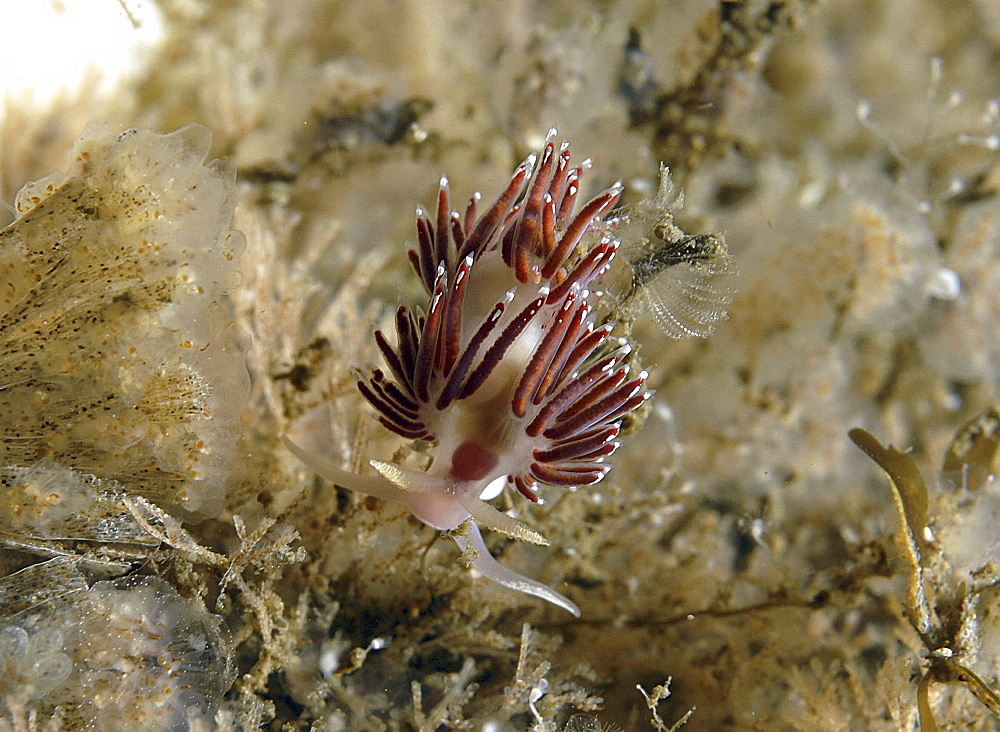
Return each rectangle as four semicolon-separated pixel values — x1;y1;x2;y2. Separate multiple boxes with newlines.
282;436;581;615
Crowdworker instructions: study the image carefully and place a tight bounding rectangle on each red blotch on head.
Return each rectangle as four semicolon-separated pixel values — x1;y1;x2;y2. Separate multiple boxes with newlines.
451;441;498;481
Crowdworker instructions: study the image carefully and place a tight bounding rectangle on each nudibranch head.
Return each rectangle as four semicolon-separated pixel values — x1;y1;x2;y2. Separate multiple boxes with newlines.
288;131;651;616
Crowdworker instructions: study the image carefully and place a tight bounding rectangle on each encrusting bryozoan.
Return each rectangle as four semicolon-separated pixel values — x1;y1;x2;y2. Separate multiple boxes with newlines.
285;130;652;616
0;123;247;519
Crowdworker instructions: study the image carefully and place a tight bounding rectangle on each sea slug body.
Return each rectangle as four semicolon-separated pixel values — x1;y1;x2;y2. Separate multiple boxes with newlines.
286;130;650;615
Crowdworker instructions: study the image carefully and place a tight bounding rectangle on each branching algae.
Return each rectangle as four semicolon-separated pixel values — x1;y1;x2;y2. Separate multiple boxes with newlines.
851;412;1000;730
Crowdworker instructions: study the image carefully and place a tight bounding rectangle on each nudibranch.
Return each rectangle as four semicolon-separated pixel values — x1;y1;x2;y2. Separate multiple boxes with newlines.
285;131;649;616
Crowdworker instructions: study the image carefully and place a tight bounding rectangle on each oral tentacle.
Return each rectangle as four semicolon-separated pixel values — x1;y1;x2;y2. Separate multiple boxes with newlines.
282;436;408;503
452;522;580;617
